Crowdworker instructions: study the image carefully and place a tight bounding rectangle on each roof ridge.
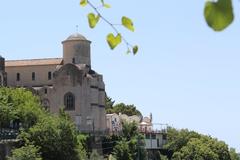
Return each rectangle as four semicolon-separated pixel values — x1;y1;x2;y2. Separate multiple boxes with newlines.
6;57;62;62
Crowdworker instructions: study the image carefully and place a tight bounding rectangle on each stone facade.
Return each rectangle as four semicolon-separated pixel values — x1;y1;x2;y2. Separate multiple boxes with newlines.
0;33;107;133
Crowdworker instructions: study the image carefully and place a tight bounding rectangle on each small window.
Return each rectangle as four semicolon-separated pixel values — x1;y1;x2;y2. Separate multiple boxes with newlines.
16;73;20;81
64;92;75;110
163;134;167;140
48;72;52;80
72;58;75;64
151;134;156;139
145;134;150;139
32;72;35;81
44;88;47;94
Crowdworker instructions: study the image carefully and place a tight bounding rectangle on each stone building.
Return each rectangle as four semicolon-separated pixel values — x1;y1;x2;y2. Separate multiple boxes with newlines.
0;33;107;133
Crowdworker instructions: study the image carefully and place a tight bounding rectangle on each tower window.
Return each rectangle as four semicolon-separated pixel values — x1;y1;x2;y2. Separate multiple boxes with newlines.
16;73;20;81
48;72;52;80
72;58;75;64
44;88;47;94
32;72;35;81
64;92;75;110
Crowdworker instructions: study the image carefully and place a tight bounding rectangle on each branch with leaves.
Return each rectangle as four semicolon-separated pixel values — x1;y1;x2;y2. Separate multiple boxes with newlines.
80;0;138;55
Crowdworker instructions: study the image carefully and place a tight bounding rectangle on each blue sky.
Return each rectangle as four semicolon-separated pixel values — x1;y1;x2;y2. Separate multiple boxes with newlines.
0;0;240;151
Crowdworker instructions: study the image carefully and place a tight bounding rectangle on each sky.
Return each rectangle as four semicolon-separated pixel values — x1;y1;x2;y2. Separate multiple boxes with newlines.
0;0;240;151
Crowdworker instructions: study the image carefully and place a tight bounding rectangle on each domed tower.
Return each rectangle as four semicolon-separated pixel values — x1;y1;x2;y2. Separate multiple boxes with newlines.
62;33;91;67
0;55;7;86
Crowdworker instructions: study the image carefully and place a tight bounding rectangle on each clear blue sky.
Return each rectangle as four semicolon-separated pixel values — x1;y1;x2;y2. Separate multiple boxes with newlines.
0;0;240;151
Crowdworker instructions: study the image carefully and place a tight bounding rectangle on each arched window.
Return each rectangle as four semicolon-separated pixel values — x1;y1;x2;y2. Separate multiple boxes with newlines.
64;92;75;110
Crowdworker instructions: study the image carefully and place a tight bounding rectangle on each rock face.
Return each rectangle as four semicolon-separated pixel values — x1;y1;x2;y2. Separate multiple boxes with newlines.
1;33;107;133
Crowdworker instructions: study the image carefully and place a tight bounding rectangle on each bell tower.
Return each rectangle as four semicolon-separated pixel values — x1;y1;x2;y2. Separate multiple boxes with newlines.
62;33;91;67
0;55;7;86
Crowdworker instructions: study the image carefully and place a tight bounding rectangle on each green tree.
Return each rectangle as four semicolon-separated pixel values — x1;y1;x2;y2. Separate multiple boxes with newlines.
113;139;132;160
229;148;240;160
106;102;142;117
19;114;85;160
0;87;45;129
164;127;234;160
7;145;42;160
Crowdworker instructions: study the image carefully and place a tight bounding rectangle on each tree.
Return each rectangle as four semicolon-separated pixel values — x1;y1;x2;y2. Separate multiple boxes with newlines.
106;102;142;117
7;145;42;160
113;139;133;160
164;127;237;160
229;148;240;160
0;87;45;130
19;114;86;160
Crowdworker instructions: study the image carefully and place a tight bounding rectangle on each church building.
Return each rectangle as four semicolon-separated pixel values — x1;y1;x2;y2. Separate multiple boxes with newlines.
0;33;107;133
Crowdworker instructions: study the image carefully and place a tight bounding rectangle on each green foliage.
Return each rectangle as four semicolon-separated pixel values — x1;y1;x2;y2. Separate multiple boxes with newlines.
20;115;85;160
0;87;44;129
204;0;234;31
113;139;133;160
164;127;236;160
89;150;103;160
133;45;138;55
105;99;142;116
8;145;42;160
88;13;100;28
122;121;139;140
229;148;240;160
80;0;88;7
80;0;138;55
106;33;122;50
122;16;135;32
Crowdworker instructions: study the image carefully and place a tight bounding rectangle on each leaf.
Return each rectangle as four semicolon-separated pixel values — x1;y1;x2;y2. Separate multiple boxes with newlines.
106;33;122;49
87;13;100;28
204;0;234;31
80;0;88;7
126;49;131;55
104;3;111;8
132;45;138;55
122;16;135;32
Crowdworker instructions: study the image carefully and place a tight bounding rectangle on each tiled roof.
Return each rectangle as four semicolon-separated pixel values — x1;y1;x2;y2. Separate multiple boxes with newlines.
6;58;63;67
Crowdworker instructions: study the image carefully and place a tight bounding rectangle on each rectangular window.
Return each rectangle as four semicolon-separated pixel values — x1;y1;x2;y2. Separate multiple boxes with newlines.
72;58;75;64
48;72;52;80
16;73;20;81
32;72;35;81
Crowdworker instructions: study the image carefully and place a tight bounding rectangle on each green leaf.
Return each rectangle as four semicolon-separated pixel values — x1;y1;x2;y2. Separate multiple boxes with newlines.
106;33;122;49
87;13;100;28
204;0;234;31
104;3;111;8
126;49;131;55
80;0;88;7
133;45;138;55
122;16;135;32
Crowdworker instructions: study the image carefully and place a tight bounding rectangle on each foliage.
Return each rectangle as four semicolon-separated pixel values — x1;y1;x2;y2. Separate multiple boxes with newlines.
122;121;139;140
0;87;45;129
7;145;42;160
19;114;86;160
79;0;138;54
89;149;103;160
164;127;238;160
112;122;147;160
204;0;234;31
106;99;142;117
229;148;240;160
113;139;133;160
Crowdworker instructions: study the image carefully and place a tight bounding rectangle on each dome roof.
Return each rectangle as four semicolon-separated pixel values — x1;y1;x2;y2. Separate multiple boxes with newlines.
66;33;87;41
